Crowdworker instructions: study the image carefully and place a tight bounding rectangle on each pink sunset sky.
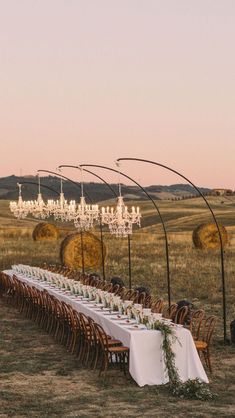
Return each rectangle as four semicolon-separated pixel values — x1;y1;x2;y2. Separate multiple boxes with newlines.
0;1;234;188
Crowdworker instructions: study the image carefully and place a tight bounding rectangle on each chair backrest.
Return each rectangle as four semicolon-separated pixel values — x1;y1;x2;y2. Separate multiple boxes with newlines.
138;292;146;305
189;309;205;340
89;278;99;287
151;298;164;313
117;286;126;298
80;274;90;285
143;294;152;308
87;316;96;342
123;289;138;301
111;284;120;295
174;306;189;325
131;290;139;302
78;312;89;336
96;280;105;290
102;283;113;292
200;316;216;346
93;322;109;352
163;303;178;319
70;309;80;330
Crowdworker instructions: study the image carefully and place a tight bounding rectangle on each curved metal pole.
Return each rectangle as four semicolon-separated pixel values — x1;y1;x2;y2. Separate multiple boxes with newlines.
118;157;228;343
80;230;85;274
128;235;132;290
37;169;92;203
37;169;94;275
58;164;119;282
57;165;110;280
20;181;60;196
80;163;171;307
58;164;118;198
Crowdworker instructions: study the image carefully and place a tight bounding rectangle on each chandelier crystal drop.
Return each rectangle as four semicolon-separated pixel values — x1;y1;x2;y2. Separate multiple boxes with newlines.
45;178;69;221
30;175;48;219
51;193;68;221
9;183;31;219
73;196;99;231
101;196;141;238
62;167;99;231
31;192;49;219
101;161;141;237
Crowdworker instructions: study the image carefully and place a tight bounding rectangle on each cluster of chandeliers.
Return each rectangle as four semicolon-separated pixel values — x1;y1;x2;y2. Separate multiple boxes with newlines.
9;175;141;237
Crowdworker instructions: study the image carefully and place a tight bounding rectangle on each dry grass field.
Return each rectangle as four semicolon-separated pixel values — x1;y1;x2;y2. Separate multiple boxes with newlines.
0;197;235;417
1;299;235;418
1;197;235;331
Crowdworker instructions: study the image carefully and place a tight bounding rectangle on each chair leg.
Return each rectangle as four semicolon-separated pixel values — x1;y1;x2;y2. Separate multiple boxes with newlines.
93;345;100;370
99;353;105;377
206;349;212;373
103;355;108;379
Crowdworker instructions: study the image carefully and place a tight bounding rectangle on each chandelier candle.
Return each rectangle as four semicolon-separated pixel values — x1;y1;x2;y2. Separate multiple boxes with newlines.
101;196;141;238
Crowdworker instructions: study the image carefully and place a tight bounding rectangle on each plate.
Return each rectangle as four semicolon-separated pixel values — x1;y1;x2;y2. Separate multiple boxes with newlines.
110;315;127;320
118;320;136;326
128;325;147;331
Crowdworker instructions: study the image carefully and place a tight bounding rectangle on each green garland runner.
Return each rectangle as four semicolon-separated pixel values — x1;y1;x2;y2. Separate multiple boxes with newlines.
153;321;180;383
153;321;216;400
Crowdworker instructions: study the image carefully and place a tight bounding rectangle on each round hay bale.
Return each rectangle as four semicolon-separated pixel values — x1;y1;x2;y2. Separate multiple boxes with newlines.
32;222;60;241
192;223;228;250
60;232;106;269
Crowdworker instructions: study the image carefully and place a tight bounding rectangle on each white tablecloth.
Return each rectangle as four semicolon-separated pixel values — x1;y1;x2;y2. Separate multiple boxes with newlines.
5;270;209;387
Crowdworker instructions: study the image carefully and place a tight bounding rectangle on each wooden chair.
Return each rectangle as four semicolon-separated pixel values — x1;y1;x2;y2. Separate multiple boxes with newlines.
151;298;164;313
0;272;8;296
195;316;216;373
96;280;106;290
189;309;205;340
3;274;16;305
102;283;113;292
111;284;120;296
93;322;129;378
53;300;66;342
138;292;146;305
144;294;152;308
122;289;138;302
89;278;99;287
174;306;189;325
117;286;126;298
163;303;178;320
68;309;82;355
80;274;90;285
77;312;91;363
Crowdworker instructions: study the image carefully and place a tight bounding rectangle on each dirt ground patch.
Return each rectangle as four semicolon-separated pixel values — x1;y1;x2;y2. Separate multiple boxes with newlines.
0;299;235;418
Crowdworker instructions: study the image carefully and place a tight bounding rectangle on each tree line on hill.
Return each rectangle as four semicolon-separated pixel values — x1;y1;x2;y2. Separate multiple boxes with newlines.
0;174;215;202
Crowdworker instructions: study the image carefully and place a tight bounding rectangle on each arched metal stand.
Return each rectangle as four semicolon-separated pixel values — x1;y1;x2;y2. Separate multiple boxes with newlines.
58;164;120;282
59;164;135;289
80;163;171;307
118;157;228;343
37;169;92;274
20;181;60;197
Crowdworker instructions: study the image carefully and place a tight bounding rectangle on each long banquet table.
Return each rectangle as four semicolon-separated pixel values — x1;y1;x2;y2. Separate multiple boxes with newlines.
5;270;209;387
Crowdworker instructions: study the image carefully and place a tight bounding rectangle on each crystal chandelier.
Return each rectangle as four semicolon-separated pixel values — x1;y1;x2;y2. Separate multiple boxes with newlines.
101;166;141;237
73;168;99;231
30;175;49;219
9;183;31;219
46;177;69;221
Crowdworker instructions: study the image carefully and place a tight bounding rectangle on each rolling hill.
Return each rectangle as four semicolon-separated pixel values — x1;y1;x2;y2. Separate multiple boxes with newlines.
0;175;211;202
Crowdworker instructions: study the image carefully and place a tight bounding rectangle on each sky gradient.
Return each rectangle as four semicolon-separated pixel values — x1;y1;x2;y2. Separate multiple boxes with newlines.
1;1;235;188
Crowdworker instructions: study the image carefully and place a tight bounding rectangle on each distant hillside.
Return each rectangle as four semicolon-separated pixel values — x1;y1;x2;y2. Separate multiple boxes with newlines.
0;175;212;202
